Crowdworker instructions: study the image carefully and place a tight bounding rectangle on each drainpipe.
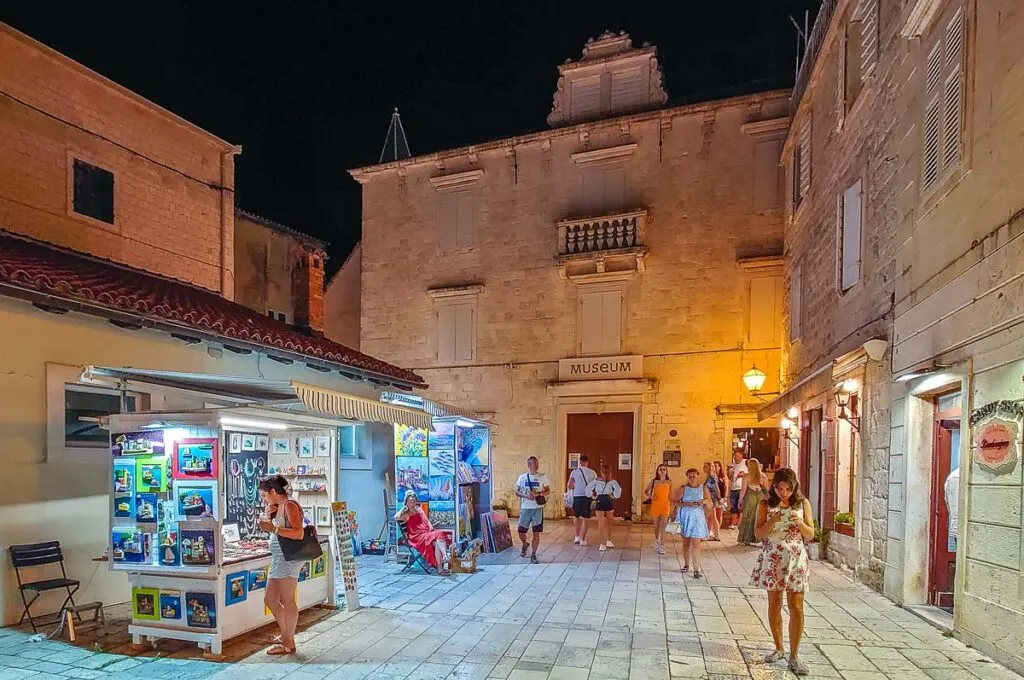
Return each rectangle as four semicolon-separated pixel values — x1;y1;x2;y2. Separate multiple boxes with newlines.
220;147;241;300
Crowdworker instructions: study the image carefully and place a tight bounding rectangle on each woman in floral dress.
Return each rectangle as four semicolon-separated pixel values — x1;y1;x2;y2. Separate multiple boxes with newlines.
751;468;814;676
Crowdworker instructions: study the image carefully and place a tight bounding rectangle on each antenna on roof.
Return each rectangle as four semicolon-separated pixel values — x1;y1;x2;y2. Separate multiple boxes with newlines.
379;107;411;163
789;11;810;83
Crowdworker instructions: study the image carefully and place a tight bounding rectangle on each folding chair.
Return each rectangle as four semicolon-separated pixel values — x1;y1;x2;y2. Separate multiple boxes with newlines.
9;541;81;632
396;521;432;575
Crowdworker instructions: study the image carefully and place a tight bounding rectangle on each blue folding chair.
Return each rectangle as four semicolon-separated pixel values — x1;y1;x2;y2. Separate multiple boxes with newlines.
396;521;432;574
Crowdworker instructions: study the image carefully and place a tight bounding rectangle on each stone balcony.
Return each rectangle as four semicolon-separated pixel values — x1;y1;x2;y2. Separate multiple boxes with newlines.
555;208;648;281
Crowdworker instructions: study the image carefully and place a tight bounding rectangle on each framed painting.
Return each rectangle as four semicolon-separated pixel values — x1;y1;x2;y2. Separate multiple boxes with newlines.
172;439;218;480
159;591;181;620
271;437;291;454
174;480;218;520
135;456;167;493
228;432;242;453
225;571;247;605
185;592;216;629
132;588;160;621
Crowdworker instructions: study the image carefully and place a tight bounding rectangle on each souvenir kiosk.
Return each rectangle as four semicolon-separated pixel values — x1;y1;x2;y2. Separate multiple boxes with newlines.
394;416;492;552
108;408;340;656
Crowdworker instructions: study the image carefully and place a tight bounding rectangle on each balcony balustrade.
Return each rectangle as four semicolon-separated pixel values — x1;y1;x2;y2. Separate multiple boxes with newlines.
555;209;648;281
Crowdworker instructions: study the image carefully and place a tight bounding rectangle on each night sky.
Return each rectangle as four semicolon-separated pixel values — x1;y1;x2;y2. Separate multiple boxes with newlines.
2;1;820;271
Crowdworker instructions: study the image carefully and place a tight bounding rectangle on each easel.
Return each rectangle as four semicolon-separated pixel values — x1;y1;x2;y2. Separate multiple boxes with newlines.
380;474;411;564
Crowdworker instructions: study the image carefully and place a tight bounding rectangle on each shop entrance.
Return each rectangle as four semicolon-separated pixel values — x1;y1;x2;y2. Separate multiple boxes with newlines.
929;391;961;610
566;412;633;516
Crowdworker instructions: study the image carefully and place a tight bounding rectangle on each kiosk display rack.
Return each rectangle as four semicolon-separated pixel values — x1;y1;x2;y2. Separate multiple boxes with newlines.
109;411;334;656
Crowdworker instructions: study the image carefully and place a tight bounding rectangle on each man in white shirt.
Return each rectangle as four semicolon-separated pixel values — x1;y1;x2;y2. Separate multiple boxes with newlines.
515;456;550;564
728;449;748;529
568;454;597;546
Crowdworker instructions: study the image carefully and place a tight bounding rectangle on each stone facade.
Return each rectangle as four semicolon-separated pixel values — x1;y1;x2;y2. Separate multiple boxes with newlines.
0;23;238;298
234;209;328;332
341;34;790;515
325;243;362;349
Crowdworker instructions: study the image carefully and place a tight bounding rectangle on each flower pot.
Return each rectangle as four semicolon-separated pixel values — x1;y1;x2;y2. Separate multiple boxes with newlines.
836;522;855;537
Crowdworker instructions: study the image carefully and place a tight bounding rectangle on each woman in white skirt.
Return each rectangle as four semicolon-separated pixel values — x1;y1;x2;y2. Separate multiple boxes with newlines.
586;464;622;551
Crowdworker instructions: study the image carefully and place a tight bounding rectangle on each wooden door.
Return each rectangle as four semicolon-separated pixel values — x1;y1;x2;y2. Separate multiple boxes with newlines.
929;412;960;608
566;412;634;516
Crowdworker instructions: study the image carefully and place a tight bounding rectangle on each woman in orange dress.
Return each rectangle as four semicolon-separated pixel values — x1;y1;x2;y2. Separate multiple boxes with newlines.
644;464;673;554
395;490;452;575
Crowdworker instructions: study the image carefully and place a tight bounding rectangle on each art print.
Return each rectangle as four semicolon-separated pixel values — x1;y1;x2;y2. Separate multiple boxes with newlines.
428;447;456;476
427;421;455;451
311;554;326;579
395;424;427;457
271;437;291;454
255;435;269;450
429;500;455;530
298;561;310;582
429;475;454;501
111;528;144;563
298;438;314;458
159;530;179;566
132;588;159;621
248;566;268;591
459;426;489;466
225;450;267;539
228;432;242;453
180;529;215;566
113;459;135;494
396;456;429;502
471;465;489;483
112;430;165;457
314;435;331;457
185;592;216;629
172;439;218;479
241;434;256;451
485;511;513;553
159;591;181;620
225;571;247;605
135;493;157;523
135;456;167;493
175;481;216;519
316;506;331;526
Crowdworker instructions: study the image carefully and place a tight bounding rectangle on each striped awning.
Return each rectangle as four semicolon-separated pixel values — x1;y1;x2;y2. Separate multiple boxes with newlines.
379;391;479;420
293;382;431;429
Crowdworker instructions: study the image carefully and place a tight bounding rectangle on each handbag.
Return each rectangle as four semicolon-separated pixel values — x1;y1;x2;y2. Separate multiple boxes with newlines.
528;474;547;506
277;502;324;562
665;521;682;535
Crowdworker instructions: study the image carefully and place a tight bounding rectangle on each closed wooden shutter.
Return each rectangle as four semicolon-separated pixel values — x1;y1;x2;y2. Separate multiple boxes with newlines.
454;303;474;361
942;10;964;170
841;181;863;291
754;140;782;210
749;276;781;348
602;167;626;213
571;76;602;120
580;289;622;355
858;0;879;79
610;67;645;112
798;116;812;200
790;263;803;341
600;290;622;354
437;192;458;252
923;96;942;189
823;415;838;530
455;190;475;248
437;305;457;362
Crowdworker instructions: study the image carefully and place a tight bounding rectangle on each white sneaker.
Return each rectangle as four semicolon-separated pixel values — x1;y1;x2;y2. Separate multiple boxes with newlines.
580;540;589;547
605;540;614;548
573;536;580;544
598;544;607;552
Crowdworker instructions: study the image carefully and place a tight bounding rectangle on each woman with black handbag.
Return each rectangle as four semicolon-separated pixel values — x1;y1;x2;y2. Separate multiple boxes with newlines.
257;474;317;656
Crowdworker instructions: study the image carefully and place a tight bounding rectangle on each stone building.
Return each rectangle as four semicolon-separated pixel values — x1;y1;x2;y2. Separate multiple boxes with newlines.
764;0;1024;672
234;209;328;331
337;32;790;515
0;23;424;624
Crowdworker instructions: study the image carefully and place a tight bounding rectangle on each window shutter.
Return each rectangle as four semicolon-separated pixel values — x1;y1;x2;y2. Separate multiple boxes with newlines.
925;43;942;94
600;290;622;354
582;170;605;215
754;140;782;210
841;181;863;291
454;303;474;361
923;96;941;189
749;276;781;347
858;0;879;79
610;67;645;112
571;76;601;120
437;305;457;362
942;10;964;170
437;193;458;252
455;190;475;247
798;116;812;199
602;167;626;213
790;263;803;341
580;291;604;355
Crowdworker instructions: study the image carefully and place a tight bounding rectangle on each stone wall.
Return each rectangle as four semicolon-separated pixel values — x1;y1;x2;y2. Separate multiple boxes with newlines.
0;25;236;297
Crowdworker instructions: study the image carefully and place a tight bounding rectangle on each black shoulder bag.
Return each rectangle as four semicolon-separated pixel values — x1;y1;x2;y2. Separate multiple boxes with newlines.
277;501;324;562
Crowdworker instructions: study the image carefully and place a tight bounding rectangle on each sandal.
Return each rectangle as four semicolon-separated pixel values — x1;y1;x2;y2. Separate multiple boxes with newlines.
681;565;689;574
789;658;809;676
267;644;295;656
692;570;703;579
520;544;528;557
763;649;786;664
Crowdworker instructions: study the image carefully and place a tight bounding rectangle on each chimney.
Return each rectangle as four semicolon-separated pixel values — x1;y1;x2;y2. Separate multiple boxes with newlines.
292;249;325;335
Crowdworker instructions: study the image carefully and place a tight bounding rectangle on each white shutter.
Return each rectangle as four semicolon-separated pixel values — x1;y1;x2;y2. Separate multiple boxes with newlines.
754;140;782;210
455;190;475;247
610;67;645;112
602;167;626;213
925;43;942;93
437;192;457;252
570;76;602;120
857;0;879;78
582;170;605;215
790;263;803;341
841;181;863;291
942;10;964;171
798;116;812;199
749;277;780;347
600;290;622;354
580;291;604;355
923;96;941;189
437;305;457;362
454;303;474;361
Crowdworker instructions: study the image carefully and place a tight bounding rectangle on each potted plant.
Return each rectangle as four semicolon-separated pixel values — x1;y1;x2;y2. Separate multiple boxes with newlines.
808;520;829;560
834;512;855;537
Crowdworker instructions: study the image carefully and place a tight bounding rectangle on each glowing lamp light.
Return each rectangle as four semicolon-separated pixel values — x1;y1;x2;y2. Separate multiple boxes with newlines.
220;416;289;431
786;406;799;420
780;417;794;431
742;365;767;393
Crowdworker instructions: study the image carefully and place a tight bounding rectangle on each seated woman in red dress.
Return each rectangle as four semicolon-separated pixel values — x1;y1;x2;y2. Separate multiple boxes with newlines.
395;490;452;576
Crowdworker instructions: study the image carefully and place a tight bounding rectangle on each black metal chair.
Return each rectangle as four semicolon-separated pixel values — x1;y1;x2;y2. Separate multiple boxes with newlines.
9;541;81;632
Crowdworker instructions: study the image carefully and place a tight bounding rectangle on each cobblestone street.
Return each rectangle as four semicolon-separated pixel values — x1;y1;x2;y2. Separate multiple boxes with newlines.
0;521;1018;679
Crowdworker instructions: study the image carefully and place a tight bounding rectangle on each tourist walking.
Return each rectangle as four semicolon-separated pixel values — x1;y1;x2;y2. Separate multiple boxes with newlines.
568;454;597;546
515;456;549;564
703;462;722;541
256;474;306;656
728;449;748;528
751;467;814;676
674;468;711;578
644;464;673;554
713;461;728;531
737;458;766;545
586;464;622;551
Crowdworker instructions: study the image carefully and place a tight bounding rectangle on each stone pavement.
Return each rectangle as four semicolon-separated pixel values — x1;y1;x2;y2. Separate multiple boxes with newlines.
0;520;1019;679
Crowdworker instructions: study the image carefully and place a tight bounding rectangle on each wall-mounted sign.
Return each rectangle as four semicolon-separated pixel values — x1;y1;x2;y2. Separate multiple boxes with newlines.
970;400;1022;475
558;355;643;382
568;453;581;470
663;451;681;467
618;453;632;470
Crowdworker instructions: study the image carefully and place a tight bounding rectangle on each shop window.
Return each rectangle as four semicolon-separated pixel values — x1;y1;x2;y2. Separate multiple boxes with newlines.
839;180;863;292
922;7;965;192
437;189;476;251
789;262;803;342
72;159;115;224
65;384;141;448
581;166;626;216
437;301;475;363
579;285;622;356
338;424;363;458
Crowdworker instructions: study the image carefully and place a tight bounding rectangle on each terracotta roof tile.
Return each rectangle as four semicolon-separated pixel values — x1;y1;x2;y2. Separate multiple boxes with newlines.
0;228;424;388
